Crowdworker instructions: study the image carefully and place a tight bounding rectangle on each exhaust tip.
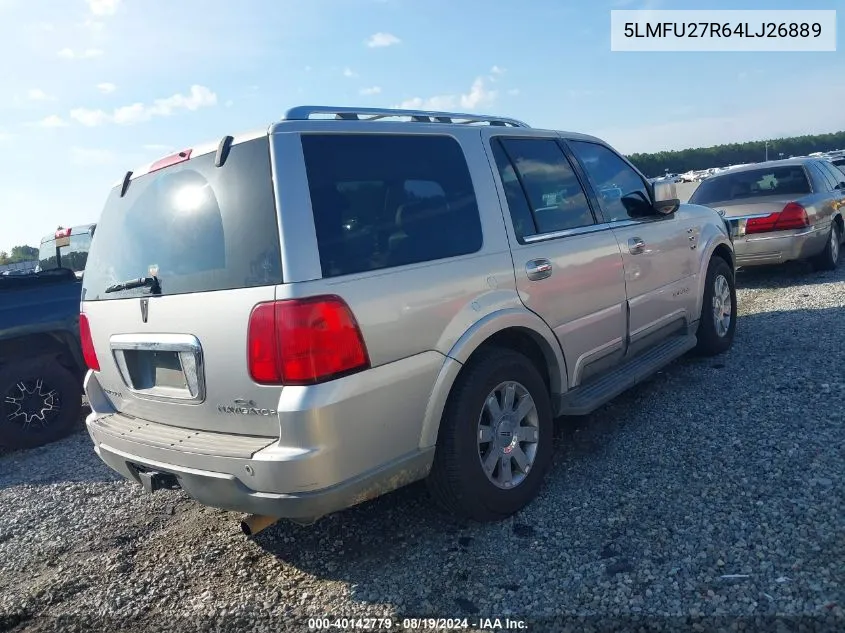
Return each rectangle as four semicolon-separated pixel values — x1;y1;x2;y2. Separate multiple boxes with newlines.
240;514;279;537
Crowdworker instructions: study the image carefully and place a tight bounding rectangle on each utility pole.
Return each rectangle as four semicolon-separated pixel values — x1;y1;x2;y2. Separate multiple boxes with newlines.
765;141;769;161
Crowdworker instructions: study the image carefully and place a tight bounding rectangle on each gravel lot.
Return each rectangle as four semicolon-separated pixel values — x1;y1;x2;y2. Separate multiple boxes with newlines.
1;261;843;632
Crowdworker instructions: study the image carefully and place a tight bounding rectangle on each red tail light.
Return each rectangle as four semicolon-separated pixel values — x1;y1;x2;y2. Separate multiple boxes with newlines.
79;313;100;371
745;202;809;234
247;296;370;385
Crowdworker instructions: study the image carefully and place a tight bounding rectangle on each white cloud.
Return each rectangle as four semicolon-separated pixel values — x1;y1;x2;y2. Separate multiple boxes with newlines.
83;19;105;31
37;115;68;128
489;65;506;82
508;88;520;96
360;86;382;96
0;130;14;142
87;0;119;16
96;82;116;94
27;88;53;101
58;47;103;59
343;67;358;78
69;84;217;127
398;76;497;112
69;108;110;126
366;32;401;48
69;147;116;166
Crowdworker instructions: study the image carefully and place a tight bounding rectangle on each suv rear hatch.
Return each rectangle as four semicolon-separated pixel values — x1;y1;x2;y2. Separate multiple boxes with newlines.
80;133;284;437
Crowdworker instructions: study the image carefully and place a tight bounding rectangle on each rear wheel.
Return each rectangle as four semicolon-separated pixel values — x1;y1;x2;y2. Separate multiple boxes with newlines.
0;357;82;450
811;220;841;272
426;347;553;522
694;257;737;357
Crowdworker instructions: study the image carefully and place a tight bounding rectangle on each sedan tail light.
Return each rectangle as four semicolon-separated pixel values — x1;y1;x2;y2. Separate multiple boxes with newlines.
745;202;809;235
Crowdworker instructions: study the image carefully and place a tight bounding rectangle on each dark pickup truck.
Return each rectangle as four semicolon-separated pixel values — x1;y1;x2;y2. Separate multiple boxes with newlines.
0;267;86;449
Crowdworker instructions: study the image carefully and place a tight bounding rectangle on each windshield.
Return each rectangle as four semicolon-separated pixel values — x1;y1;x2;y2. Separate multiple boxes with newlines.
81;136;282;301
690;166;812;205
37;232;93;274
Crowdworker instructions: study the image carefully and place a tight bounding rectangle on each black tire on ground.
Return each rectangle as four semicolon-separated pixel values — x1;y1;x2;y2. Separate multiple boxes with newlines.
694;256;737;357
426;346;554;522
0;356;82;450
810;220;842;272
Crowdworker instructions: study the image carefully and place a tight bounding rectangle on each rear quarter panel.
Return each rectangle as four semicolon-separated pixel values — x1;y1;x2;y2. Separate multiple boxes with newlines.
270;123;525;368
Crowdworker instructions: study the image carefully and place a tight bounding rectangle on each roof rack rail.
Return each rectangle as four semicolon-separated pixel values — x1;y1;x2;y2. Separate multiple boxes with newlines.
282;105;530;128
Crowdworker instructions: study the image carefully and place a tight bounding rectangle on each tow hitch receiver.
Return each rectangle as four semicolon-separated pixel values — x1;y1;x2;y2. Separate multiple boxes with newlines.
135;468;180;494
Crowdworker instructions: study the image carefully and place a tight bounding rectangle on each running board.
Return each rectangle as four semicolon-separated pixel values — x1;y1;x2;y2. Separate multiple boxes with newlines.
558;334;697;416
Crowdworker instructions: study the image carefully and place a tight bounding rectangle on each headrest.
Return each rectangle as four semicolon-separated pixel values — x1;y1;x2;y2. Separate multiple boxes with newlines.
395;196;449;228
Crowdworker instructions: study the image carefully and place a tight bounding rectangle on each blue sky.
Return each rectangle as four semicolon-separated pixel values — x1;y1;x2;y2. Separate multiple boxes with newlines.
1;0;843;251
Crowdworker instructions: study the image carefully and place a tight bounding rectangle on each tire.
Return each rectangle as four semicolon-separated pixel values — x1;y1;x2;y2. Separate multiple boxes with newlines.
426;347;554;522
694;257;737;357
810;220;841;272
0;356;82;450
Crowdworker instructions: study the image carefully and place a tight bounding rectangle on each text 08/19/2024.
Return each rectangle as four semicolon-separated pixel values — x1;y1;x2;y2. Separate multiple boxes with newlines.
610;9;836;52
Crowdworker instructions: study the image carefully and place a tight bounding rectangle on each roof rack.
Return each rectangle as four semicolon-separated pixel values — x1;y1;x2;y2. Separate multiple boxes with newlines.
282;105;530;128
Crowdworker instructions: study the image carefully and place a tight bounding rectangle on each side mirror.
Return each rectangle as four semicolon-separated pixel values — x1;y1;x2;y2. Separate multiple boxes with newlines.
652;181;680;214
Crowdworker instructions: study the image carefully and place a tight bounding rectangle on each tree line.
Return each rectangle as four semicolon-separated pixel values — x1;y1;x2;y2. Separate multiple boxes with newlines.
626;130;845;178
0;245;38;266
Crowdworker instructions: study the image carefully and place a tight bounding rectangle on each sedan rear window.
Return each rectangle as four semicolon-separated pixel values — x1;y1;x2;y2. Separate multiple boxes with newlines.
82;136;282;301
690;166;811;205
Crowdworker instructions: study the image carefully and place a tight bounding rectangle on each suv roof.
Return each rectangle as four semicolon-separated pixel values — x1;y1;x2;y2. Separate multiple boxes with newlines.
114;106;609;189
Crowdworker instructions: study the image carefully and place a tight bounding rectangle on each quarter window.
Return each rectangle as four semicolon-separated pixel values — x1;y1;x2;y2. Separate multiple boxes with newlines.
301;134;483;278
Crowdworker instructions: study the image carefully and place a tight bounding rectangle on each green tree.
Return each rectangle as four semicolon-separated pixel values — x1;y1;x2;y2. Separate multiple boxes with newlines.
0;245;39;265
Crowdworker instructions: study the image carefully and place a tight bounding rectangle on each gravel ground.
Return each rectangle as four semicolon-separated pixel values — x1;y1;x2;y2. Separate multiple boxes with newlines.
1;261;843;633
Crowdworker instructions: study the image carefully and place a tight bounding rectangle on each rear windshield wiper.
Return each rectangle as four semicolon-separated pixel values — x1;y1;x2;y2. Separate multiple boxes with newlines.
104;276;161;294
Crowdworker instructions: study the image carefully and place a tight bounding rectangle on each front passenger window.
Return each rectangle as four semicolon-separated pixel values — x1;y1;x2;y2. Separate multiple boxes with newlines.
569;140;652;222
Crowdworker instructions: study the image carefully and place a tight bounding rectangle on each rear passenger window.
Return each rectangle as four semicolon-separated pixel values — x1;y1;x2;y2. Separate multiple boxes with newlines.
808;163;834;191
301;134;483;278
821;161;845;187
493;138;595;238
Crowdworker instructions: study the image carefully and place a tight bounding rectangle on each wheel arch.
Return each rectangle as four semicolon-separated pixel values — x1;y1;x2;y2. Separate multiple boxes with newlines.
692;234;735;323
0;332;85;382
418;308;568;449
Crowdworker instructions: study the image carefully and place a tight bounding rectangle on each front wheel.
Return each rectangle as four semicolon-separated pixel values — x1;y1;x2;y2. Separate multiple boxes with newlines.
426;347;554;522
0;357;82;450
694;257;737;357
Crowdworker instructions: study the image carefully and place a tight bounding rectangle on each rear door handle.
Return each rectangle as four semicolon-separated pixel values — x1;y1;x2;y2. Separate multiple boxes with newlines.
628;237;646;254
526;258;553;281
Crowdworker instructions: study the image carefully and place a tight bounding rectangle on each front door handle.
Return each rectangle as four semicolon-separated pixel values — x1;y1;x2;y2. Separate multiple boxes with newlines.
628;237;646;254
526;258;553;281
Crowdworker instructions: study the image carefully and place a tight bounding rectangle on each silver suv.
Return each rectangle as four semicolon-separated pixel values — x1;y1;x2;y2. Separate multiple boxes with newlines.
80;106;737;531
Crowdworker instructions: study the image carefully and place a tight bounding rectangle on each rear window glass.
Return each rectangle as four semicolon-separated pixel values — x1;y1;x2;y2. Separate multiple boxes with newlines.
38;230;93;274
690;166;811;205
82;136;282;301
301;133;482;278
